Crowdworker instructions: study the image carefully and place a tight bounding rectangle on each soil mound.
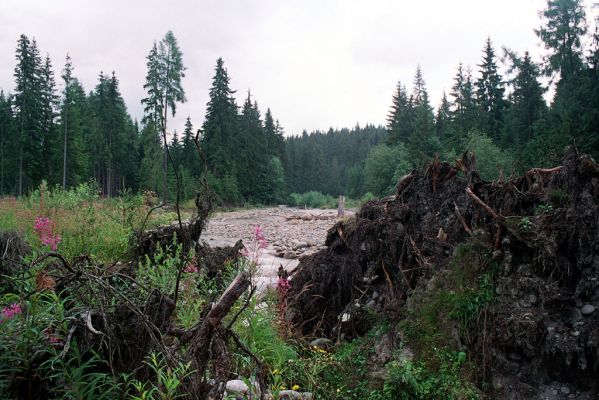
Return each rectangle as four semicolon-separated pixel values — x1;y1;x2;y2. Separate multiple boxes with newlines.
286;147;599;398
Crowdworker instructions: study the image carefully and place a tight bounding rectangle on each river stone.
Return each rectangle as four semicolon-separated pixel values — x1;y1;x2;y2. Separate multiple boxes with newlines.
226;379;249;394
560;386;571;395
581;304;595;315
278;390;313;399
309;338;332;349
293;242;308;250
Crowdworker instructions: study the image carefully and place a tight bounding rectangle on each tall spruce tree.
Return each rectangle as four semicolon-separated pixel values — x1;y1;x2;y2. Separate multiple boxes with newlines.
13;35;43;195
536;0;587;79
502;51;546;149
408;66;436;164
202;58;240;202
435;91;453;145
386;81;413;145
537;0;592;156
0;92;14;195
141;32;186;202
476;38;506;141
450;63;477;143
237;93;268;202
61;54;73;188
40;54;58;183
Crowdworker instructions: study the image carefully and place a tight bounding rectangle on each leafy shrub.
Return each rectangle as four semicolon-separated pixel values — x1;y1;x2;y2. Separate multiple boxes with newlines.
462;131;514;180
375;352;478;400
364;144;411;197
289;191;336;208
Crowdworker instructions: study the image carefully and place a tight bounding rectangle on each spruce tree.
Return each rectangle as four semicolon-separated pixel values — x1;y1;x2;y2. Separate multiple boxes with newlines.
435;91;453;145
408;66;436;164
536;0;587;79
40;54;58;184
13;34;43;195
502;51;546;149
475;38;506;141
450;63;477;142
142;32;186;202
237;92;268;202
202;58;240;202
386;81;412;145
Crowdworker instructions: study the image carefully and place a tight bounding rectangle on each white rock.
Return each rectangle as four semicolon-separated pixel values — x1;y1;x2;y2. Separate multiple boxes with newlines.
226;379;249;394
581;304;595;315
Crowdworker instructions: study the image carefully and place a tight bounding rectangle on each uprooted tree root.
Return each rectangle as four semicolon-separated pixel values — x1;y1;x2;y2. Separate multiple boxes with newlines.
287;146;599;398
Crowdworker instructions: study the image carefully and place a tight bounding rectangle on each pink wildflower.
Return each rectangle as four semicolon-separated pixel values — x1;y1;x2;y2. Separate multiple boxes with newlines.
183;262;197;273
42;327;64;348
33;216;61;251
243;225;268;264
1;303;22;322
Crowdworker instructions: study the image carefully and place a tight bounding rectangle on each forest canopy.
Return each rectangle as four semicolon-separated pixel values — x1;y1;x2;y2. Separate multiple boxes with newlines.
0;0;598;204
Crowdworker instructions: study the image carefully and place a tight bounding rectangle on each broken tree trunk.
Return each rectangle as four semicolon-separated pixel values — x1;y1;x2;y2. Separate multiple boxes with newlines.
337;195;345;218
178;272;252;397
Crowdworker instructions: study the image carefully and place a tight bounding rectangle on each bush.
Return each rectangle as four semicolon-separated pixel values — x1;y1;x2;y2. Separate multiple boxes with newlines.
364;144;411;197
463;131;514;180
289;191;336;209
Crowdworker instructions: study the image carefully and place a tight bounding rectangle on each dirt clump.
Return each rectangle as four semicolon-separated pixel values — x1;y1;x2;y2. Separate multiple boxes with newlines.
286;147;599;398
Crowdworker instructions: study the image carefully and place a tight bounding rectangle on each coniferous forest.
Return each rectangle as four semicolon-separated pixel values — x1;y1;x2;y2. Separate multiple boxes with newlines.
0;0;598;205
2;2;599;399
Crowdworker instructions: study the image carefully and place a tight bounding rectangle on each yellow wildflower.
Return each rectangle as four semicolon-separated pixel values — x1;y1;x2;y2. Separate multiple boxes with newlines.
292;384;300;391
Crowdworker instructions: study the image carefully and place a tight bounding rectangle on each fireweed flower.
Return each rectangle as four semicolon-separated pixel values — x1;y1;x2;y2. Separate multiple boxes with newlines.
33;216;61;251
243;225;268;264
0;303;22;322
183;262;198;273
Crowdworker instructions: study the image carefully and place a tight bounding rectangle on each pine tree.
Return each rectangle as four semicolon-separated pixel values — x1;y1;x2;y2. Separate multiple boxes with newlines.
450;63;477;142
386;81;412;145
181;116;200;175
139;116;162;193
475;38;506;141
435;91;453;145
13;34;43;195
502;51;546;149
237;92;268;202
264;108;285;162
61;54;73;188
202;58;240;199
142;31;186;202
40;54;58;184
408;66;437;164
536;0;587;79
0;92;15;195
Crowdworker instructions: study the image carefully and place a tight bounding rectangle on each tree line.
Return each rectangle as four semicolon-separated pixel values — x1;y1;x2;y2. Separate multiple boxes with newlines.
1;0;598;204
290;0;599;198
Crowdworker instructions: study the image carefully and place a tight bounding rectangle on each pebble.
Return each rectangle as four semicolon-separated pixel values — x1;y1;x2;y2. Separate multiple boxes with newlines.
226;379;249;395
561;386;571;395
277;390;313;400
581;304;595;315
309;338;332;349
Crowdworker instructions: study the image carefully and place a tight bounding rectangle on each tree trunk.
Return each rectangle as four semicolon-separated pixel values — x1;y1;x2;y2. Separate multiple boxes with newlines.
62;102;67;189
337;195;345;217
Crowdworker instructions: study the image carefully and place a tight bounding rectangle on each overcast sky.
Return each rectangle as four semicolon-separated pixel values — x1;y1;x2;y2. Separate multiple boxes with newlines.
0;0;597;137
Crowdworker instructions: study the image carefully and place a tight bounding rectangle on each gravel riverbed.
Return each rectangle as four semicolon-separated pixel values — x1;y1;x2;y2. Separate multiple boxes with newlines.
201;207;354;290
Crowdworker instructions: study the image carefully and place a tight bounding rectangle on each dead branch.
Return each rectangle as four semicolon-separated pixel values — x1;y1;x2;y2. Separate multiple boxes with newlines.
465;186;505;222
453;201;472;234
186;272;251;380
528;166;563;175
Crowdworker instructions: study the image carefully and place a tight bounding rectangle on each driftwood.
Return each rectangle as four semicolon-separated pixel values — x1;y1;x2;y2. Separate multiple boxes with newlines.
285;214;336;221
